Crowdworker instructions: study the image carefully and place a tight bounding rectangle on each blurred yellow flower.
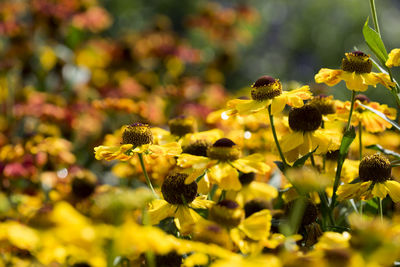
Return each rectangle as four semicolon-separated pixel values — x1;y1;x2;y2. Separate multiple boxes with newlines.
386;48;400;68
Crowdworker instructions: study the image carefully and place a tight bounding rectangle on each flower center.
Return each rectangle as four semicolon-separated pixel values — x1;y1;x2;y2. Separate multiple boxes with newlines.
308;95;336;115
244;199;269;218
207;138;240;161
341;51;372;74
168;116;197;137
192;223;231;248
182;140;211;157
154;252;182;267
239;172;255;186
161;172;198;205
122;123;153;147
288;104;322;132
71;175;96;199
359;154;391;183
325;150;341;161
209;200;244;228
251;75;282;101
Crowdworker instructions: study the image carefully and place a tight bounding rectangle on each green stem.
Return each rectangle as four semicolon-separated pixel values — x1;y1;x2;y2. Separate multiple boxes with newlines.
369;0;381;36
138;153;158;198
142;208;156;267
379;198;383;222
330;91;356;212
310;154;316;168
268;105;289;169
358;125;363;160
346;91;356;131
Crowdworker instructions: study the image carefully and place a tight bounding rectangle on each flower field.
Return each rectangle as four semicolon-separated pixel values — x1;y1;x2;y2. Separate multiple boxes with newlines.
2;0;400;266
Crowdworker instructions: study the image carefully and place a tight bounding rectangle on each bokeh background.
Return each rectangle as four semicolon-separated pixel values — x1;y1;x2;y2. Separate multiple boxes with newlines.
1;0;400;183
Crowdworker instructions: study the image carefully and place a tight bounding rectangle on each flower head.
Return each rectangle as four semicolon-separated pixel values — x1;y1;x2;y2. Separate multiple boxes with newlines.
315;51;395;92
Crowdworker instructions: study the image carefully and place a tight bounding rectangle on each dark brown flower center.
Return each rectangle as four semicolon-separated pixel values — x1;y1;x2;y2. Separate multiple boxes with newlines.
182;140;211;157
209;200;243;228
168;116;197;137
239;172;255;186
341;51;372;74
122;123;153;147
308;95;336;115
161;173;197;205
288;105;322;132
251;75;282;101
207;138;240;161
359;154;391;183
244;199;269;218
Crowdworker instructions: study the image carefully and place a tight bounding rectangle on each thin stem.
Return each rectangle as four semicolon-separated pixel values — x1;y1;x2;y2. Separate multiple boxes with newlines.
379;198;383;222
330;91;357;212
268;105;288;168
138;153;158;198
360;201;364;217
369;0;381;36
358;125;363;160
346;91;356;131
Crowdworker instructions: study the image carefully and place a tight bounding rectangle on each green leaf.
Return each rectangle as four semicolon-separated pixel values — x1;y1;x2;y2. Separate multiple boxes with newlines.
365;144;400;159
339;127;356;156
358;102;400;132
293;146;318;167
273;161;286;172
363;17;388;65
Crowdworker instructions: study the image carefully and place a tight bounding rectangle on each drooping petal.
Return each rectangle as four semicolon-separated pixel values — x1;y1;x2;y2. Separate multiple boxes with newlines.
177;153;212;169
386;180;400;202
148;200;176;225
280;131;304;152
190;195;214;209
238;210;271;241
174;206;202;235
231;153;270;174
94;144;133;161
148;142;182;157
208;162;241;191
270;95;287;115
231;99;270;115
386;48;400;68
372;182;388;199
315;68;343;87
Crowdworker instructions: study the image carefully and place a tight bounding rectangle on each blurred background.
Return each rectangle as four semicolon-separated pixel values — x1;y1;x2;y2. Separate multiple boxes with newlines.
1;0;400;185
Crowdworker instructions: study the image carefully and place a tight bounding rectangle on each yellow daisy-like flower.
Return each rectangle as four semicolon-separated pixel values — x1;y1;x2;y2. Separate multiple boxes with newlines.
330;96;397;133
337;154;400;202
315;51;395;92
227;75;312;116
226;172;278;207
148;172;213;234
386;48;400;68
94;123;181;161
177;138;270;191
279;105;340;162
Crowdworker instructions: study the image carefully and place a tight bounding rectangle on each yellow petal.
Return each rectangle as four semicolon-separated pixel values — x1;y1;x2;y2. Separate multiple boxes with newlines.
174;206;202;235
234;99;269;115
208;162;241;191
148;142;182;157
372;182;388;199
148;200;176;225
231;154;270;174
238;210;271;240
280;131;303;152
386;180;400;202
94;144;133;161
190;196;214;209
270;95;287;115
177;153;212;169
386;48;400;68
315;68;343;86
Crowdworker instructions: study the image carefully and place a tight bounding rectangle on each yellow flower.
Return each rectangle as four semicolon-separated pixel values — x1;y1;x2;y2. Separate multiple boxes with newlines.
227;75;312;116
337;154;400;202
230;209;272;254
386;48;400;68
148;173;213;234
315;51;395;91
330;97;396;133
279;105;340;162
94;123;181;161
177;138;270;191
226;172;278;207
